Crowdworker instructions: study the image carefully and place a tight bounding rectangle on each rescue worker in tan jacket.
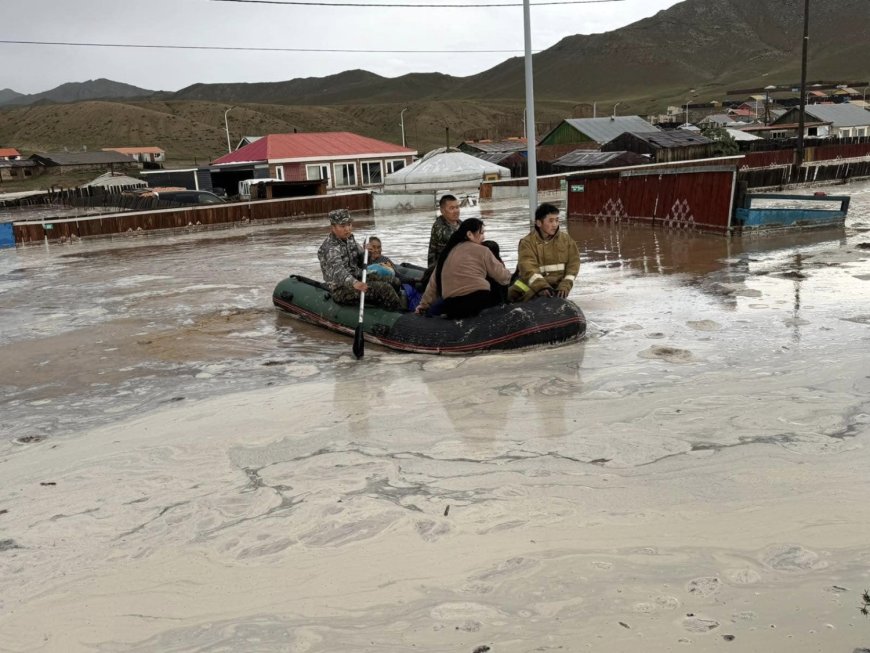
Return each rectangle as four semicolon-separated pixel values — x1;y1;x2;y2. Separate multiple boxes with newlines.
508;202;580;302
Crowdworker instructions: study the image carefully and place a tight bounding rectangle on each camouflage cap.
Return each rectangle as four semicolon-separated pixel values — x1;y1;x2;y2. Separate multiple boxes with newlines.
328;208;352;225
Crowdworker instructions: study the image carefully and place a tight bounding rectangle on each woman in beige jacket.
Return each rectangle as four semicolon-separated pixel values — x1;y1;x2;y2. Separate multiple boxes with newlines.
417;218;511;319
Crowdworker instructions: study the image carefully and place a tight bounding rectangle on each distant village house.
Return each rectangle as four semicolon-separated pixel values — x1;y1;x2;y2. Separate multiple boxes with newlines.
30;151;140;174
103;147;166;167
602;130;715;163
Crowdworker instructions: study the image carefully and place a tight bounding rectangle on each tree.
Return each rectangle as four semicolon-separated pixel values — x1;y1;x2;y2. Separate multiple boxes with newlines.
700;125;740;156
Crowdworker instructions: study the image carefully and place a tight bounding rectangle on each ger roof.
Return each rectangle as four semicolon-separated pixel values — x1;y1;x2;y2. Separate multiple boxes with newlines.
212;131;415;165
804;103;870;127
557;116;659;145
382;148;509;190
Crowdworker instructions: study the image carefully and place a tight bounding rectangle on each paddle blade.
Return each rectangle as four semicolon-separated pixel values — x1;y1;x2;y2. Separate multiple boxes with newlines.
352;324;365;359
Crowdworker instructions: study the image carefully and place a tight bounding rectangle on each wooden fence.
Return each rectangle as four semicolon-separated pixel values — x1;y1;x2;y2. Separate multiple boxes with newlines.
12;192;372;245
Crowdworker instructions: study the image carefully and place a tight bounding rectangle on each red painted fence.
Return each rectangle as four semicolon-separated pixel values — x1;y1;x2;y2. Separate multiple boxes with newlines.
566;164;737;233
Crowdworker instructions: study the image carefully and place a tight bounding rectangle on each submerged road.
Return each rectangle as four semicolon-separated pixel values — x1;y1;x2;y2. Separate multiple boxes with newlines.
1;182;869;651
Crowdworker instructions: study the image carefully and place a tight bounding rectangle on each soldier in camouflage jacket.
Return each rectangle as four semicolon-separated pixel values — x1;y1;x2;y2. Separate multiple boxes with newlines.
317;209;404;311
426;194;461;267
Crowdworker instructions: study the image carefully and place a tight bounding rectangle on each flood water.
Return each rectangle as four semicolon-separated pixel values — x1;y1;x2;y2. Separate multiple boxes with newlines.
1;182;870;652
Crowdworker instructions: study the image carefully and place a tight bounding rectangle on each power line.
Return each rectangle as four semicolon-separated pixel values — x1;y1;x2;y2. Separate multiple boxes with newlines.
0;39;537;54
211;0;626;6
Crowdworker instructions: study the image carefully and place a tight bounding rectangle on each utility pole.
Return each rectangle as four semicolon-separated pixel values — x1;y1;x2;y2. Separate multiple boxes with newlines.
523;0;537;228
795;0;810;171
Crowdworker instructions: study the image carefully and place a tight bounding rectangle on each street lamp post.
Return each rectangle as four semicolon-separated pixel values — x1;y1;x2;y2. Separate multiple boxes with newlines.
764;84;776;125
224;106;235;154
400;108;408;147
795;0;810;170
685;89;695;127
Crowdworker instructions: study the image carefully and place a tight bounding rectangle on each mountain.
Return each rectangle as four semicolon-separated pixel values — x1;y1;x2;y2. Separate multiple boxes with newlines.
1;0;866;163
0;78;155;106
454;0;869;101
156;0;868;106
170;70;460;105
0;88;24;105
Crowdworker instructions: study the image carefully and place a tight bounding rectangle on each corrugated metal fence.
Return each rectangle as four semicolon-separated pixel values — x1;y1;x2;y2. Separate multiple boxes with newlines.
566;164;737;233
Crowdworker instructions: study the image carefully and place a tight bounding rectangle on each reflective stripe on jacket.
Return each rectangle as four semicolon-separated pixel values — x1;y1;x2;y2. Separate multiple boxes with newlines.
510;228;580;300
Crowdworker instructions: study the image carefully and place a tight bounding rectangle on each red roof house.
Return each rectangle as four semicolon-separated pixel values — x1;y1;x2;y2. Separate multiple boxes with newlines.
0;147;21;160
211;132;416;189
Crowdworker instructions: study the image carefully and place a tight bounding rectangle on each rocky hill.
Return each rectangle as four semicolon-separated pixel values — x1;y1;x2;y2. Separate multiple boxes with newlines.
0;0;865;163
0;79;154;107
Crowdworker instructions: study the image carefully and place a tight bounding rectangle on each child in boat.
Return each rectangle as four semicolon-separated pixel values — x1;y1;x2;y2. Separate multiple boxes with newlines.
365;235;423;312
366;236;396;280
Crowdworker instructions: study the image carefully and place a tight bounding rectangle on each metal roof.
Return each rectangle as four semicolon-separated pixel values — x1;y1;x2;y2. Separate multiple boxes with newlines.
103;147;165;155
804;103;870;127
560;116;659;145
461;139;527;154
553;150;637;167
725;128;762;141
613;131;713;148
212;132;415;165
32;151;136;166
472;151;525;164
700;114;737;125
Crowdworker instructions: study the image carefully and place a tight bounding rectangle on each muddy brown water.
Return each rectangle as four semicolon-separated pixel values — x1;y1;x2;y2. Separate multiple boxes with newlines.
1;184;870;652
2;186;869;452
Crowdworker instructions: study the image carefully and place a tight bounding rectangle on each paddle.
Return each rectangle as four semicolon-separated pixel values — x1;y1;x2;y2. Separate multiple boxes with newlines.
352;237;369;359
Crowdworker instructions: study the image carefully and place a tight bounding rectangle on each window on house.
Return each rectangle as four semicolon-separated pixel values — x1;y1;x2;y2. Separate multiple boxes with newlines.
306;164;330;185
386;159;406;174
275;166;285;181
333;162;356;187
361;161;382;185
807;127;818;137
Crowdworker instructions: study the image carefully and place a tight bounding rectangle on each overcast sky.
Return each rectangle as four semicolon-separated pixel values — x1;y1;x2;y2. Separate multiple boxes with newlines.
2;0;684;95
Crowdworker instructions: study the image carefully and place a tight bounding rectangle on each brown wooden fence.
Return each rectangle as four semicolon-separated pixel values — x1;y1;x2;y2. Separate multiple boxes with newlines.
12;192;372;244
741;142;870;168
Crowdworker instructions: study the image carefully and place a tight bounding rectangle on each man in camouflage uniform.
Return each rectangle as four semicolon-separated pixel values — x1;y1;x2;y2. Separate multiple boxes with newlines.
427;194;461;267
417;194;462;291
318;209;404;311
